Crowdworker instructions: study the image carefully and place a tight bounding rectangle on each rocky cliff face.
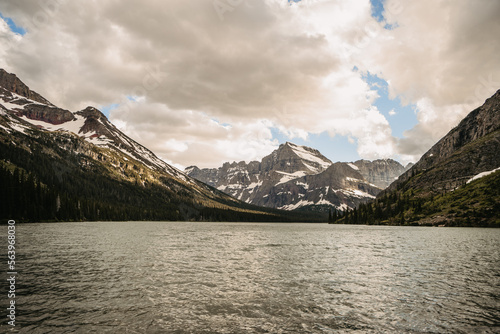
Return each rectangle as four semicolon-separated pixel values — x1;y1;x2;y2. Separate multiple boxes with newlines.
385;89;500;195
13;104;75;125
352;159;406;189
256;162;381;211
186;142;404;211
370;89;500;226
0;69;52;105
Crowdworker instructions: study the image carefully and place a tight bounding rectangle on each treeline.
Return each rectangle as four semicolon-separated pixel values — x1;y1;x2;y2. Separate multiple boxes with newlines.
0;128;189;222
0;163;184;222
328;171;499;227
0;154;283;223
0;129;293;223
328;192;421;225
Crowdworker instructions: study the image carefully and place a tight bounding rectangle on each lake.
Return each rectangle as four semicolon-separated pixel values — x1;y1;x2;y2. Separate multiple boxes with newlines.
1;222;499;333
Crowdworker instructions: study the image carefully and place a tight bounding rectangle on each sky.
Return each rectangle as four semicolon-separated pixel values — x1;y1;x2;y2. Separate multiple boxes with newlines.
0;0;499;169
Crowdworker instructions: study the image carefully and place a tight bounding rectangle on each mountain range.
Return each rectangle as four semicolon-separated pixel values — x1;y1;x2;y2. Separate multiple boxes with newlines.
186;143;410;212
0;69;308;222
1;68;498;225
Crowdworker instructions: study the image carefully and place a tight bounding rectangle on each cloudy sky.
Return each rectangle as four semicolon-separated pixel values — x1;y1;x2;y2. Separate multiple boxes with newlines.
1;0;499;169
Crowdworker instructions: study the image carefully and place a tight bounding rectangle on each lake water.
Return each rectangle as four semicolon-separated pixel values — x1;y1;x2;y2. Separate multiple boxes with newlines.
1;222;499;333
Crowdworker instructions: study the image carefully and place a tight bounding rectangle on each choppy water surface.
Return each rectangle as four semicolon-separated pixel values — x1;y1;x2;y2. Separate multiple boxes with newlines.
2;222;500;333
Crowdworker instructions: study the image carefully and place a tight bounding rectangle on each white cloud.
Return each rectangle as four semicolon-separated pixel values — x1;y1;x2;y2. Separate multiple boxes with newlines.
109;100;279;168
358;0;500;161
0;0;498;167
0;17;22;65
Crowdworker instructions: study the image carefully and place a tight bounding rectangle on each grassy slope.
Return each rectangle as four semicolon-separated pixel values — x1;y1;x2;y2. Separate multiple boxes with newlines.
386;129;499;226
424;171;500;227
404;170;500;226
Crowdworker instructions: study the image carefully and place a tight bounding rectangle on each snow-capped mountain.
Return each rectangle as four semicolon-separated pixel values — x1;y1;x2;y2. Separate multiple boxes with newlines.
186;142;406;212
256;162;381;211
0;69;185;180
186;142;332;204
0;68;290;222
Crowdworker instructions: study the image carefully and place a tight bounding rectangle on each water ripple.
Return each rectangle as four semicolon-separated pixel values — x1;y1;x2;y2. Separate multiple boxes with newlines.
0;223;499;333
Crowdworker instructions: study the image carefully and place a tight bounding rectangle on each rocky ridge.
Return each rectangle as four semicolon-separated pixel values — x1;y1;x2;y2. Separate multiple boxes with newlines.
385;89;500;195
0;69;51;105
351;159;407;189
186;143;407;211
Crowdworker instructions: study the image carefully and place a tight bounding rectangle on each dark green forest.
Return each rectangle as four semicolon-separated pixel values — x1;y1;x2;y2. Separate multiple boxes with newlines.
0;127;326;223
329;171;500;227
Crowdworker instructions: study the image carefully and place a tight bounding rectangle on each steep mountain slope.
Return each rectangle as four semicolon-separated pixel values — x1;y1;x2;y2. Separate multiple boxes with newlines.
186;142;398;212
352;159;406;189
338;89;500;227
0;68;297;222
385;90;500;196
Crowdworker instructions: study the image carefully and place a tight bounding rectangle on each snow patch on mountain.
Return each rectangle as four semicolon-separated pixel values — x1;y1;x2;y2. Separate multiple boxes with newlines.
247;181;263;192
296;181;309;190
278;199;315;210
276;170;307;185
348;163;359;171
19;114;86;135
288;142;332;170
346;176;364;183
341;189;376;199
8;121;30;134
1;101;24;111
467;167;500;184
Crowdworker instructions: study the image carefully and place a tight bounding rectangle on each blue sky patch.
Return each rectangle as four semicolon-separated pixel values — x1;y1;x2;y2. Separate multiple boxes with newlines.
99;103;120;118
0;12;26;36
369;0;398;30
370;0;385;22
363;72;418;138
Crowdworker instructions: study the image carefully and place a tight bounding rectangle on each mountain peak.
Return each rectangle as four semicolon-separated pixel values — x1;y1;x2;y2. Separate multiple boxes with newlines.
76;106;108;120
0;72;75;126
267;142;332;175
0;68;52;105
278;141;297;151
185;142;407;212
